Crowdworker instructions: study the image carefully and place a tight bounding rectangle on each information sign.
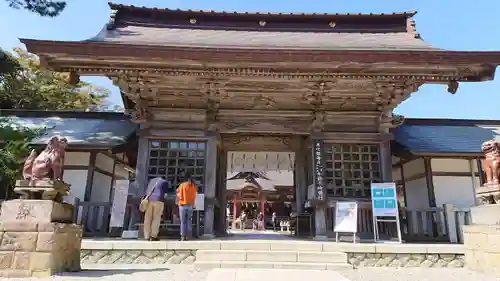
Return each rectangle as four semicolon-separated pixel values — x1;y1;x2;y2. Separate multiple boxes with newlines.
370;182;402;243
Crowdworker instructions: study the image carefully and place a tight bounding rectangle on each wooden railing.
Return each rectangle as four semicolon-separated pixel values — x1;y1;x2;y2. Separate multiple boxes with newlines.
326;203;472;243
73;199;112;237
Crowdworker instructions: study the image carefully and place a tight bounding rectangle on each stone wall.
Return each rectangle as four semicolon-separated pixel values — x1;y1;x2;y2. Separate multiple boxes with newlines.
81;249;195;265
347;253;465;268
462;204;500;276
0;221;82;278
463;224;500;275
80;240;466;269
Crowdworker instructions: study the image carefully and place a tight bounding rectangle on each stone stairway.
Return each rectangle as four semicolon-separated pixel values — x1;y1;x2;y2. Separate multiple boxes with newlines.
194;249;353;270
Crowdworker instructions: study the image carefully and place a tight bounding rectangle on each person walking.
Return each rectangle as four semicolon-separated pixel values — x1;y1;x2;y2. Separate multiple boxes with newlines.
142;176;168;241
176;174;198;241
271;212;277;232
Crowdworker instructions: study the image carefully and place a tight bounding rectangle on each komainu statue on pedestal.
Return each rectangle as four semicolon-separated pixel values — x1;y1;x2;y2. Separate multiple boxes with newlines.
16;136;70;202
478;139;500;204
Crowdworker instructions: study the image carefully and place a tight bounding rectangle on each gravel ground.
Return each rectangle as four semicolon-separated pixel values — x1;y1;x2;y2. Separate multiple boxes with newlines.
2;267;500;281
2;265;208;281
343;268;500;281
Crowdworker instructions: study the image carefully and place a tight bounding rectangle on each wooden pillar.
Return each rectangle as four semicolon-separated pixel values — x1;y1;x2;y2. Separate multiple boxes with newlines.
203;132;218;238
312;137;327;240
294;137;307;214
380;141;393;182
215;149;228;236
128;136;149;230
260;195;265;216
232;197;238;229
399;163;408;207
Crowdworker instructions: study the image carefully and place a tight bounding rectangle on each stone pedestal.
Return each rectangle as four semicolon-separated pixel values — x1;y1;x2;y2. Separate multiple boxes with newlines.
14;180;70;202
475;184;500;204
0;200;82;278
463;204;500;276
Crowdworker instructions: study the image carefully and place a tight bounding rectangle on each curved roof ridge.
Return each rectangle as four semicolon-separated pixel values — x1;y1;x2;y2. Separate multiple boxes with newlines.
107;2;417;18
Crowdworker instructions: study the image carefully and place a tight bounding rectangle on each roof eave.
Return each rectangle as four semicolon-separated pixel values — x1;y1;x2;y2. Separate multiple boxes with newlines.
20;39;500;69
409;151;482;158
107;2;417;19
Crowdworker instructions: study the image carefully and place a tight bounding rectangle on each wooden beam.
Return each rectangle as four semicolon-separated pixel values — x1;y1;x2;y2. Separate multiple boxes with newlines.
423;157;436;207
84;152;97;201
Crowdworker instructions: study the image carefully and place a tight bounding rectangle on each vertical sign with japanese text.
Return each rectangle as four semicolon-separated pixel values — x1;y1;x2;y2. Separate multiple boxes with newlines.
312;140;326;201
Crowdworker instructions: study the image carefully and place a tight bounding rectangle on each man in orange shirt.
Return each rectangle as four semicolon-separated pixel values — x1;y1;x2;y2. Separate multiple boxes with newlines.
176;174;198;241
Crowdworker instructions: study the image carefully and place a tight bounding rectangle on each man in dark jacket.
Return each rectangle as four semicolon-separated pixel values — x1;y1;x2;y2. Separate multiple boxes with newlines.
143;176;168;241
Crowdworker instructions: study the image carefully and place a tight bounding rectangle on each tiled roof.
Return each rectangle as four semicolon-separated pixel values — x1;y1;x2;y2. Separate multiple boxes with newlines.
108;2;417;18
84;3;436;51
88;26;436;51
392;119;500;154
0;111;137;148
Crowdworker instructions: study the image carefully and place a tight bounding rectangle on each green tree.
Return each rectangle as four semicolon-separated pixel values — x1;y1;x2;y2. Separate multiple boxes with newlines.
6;0;66;17
0;118;43;199
0;48;110;111
0;48;20;78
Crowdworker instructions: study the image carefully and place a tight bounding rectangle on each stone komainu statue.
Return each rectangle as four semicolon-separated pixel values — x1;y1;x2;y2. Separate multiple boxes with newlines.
481;139;500;186
22;136;68;181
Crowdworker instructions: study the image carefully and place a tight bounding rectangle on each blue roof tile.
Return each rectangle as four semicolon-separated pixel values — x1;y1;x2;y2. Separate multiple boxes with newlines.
1;112;137;147
393;122;500;154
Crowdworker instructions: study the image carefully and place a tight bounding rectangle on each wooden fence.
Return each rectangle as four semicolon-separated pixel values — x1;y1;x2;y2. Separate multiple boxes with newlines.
73;199;139;237
68;199;471;242
326;203;472;243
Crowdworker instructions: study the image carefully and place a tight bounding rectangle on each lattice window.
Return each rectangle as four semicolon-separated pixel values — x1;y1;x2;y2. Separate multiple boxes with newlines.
324;144;381;198
147;140;206;193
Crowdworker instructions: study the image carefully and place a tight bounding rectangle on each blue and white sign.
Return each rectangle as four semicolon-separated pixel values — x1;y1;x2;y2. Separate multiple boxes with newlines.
371;182;399;217
371;182;402;243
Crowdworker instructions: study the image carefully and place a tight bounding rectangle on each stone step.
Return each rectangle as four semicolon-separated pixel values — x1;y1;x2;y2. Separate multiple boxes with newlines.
194;261;353;271
196;250;347;263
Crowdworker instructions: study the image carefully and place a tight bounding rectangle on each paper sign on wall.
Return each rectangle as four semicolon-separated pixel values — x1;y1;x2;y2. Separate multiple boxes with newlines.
110;180;130;228
194;194;204;211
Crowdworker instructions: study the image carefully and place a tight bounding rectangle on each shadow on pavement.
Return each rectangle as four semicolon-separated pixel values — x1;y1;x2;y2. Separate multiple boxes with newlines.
54;268;170;277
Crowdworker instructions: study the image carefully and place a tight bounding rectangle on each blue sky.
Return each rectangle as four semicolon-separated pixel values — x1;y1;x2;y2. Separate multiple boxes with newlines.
1;0;500;119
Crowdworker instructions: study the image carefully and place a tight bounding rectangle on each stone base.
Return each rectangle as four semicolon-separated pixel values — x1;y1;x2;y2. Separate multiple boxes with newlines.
463;204;500;276
14;180;70;202
475;184;500;204
0;199;73;223
0;220;82;277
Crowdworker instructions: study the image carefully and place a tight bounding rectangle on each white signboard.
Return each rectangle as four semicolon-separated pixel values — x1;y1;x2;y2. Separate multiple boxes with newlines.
334;202;358;233
370;182;402;243
194;194;205;211
110;180;130;228
334;202;358;243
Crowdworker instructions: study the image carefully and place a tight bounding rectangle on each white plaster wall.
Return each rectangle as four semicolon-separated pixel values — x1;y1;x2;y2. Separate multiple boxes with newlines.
392;156;400;165
402;158;425;178
63;170;87;204
114;164;129;180
63;152;90;204
433;176;476;208
431;158;477;208
405;177;429;209
90;171;113;230
91;171;112;202
432;159;470;173
65;152;90;166
392;166;401;182
96;153;115;174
